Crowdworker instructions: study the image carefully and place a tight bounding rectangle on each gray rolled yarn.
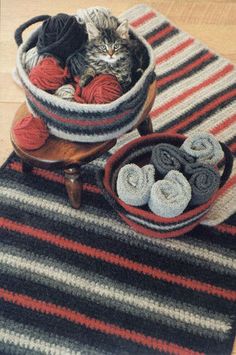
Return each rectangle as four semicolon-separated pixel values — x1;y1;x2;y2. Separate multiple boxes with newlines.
148;170;192;218
181;132;224;165
111;145;155;192
184;163;221;206
150;143;195;177
116;164;155;206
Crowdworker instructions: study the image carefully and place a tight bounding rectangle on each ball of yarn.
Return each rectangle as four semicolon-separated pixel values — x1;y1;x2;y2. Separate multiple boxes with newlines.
77;7;118;29
13;114;49;150
74;84;85;103
66;51;88;78
37;13;87;63
29;57;69;91
23;47;43;72
55;84;75;100
74;74;122;104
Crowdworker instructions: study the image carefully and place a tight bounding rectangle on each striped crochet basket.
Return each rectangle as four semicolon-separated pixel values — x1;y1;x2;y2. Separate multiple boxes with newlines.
14;15;156;143
98;133;233;238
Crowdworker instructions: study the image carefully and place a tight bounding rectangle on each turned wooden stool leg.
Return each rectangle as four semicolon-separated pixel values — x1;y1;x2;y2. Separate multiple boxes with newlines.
137;115;153;136
64;167;82;209
22;161;33;173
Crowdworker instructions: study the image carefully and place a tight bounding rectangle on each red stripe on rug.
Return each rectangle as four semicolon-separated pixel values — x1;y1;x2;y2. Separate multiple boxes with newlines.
156;38;195;64
215;224;236;236
165;81;236;134
0;217;235;301
130;11;156;27
147;25;175;45
0;288;203;355
210;114;236;135
151;64;234;119
8;161;101;194
157;52;214;87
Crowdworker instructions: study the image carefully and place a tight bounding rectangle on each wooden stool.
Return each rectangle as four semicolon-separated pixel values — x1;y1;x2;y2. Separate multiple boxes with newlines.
11;103;154;209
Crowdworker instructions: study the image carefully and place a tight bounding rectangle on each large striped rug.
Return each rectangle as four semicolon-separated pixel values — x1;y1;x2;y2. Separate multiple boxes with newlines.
0;4;236;355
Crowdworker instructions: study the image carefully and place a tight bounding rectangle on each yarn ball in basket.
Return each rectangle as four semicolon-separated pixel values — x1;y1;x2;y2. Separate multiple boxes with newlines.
29;57;69;91
13;114;49;150
74;74;123;104
36;13;87;63
55;84;75;100
77;7;118;29
23;47;43;73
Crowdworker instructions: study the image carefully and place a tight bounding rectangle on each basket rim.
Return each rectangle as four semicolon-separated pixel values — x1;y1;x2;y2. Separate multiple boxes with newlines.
16;20;156;113
118;212;208;239
103;133;220;224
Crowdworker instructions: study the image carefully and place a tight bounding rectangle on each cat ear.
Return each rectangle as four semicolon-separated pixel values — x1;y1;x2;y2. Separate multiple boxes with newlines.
116;20;129;39
86;21;100;40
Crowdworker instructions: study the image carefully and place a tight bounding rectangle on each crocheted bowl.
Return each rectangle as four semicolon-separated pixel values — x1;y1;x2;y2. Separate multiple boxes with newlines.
14;16;156;143
98;133;233;239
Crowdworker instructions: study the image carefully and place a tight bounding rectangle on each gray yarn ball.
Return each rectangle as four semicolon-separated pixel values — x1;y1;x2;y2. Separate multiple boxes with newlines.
22;47;43;73
55;84;75;101
76;7;118;29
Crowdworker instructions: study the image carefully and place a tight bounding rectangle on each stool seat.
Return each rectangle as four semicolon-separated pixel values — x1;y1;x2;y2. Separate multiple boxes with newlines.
11;103;117;209
11;100;154;209
11;104;116;169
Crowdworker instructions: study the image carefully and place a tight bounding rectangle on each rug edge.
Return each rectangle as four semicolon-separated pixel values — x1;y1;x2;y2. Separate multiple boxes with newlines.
0;152;15;171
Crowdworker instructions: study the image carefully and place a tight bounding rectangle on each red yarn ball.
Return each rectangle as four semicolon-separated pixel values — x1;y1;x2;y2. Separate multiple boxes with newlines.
74;83;86;104
13;114;49;150
74;74;122;104
29;57;69;91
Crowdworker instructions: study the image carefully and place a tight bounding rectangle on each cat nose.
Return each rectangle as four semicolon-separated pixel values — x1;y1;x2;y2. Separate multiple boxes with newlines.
107;48;114;57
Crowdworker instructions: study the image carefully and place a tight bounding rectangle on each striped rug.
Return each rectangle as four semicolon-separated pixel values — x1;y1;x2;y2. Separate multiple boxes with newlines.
0;4;236;355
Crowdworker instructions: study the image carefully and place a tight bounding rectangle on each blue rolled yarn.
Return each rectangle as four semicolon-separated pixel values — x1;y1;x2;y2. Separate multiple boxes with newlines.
184;162;221;206
150;142;221;207
37;13;87;63
150;143;195;177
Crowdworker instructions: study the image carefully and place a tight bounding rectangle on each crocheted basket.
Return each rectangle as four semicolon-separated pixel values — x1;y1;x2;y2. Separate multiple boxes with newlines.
97;133;233;239
14;15;156;143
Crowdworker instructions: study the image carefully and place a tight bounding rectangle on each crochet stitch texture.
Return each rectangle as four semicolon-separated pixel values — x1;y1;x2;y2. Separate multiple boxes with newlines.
2;4;235;353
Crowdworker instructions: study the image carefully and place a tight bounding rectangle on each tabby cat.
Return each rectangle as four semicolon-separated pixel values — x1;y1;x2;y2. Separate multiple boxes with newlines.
78;19;133;91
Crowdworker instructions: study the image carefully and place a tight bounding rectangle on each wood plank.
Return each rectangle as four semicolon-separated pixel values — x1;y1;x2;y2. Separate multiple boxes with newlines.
0;102;20;166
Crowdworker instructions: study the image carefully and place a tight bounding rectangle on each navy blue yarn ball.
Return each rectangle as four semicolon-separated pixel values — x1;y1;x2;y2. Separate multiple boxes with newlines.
37;13;87;63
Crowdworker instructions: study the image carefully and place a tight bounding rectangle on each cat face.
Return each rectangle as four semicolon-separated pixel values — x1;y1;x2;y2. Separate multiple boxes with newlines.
86;20;129;63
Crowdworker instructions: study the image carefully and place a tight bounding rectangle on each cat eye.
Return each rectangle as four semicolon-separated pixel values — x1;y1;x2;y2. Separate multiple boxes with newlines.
114;44;119;50
99;45;106;51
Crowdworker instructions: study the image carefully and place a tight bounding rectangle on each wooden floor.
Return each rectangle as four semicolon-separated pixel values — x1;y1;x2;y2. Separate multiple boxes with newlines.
0;1;236;353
